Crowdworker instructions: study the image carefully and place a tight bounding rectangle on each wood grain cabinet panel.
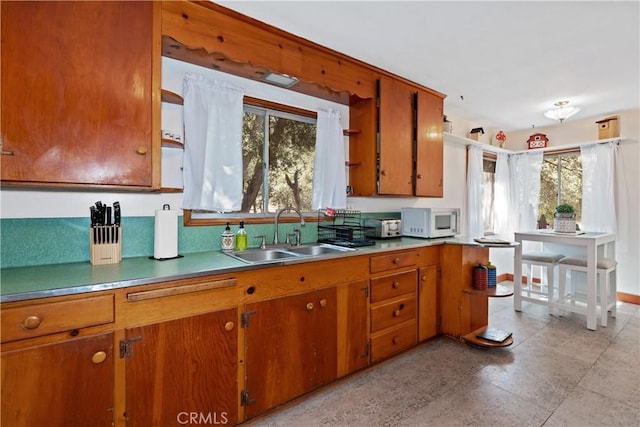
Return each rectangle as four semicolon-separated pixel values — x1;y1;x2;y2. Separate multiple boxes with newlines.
370;250;418;273
1;1;157;188
416;89;444;197
124;308;238;427
1;294;114;343
370;270;417;303
370;295;417;333
1;332;114;427
378;75;415;195
370;321;416;363
243;287;337;420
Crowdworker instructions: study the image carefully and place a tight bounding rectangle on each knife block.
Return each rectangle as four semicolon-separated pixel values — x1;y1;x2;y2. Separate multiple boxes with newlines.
90;226;122;265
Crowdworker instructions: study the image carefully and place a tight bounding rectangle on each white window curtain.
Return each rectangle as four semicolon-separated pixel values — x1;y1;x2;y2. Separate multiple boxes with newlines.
581;142;617;233
465;145;484;238
312;108;346;209
509;151;543;233
493;152;512;239
182;73;244;212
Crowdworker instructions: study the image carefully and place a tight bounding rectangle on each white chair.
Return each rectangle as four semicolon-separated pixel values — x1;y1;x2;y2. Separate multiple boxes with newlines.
521;251;565;307
557;257;617;327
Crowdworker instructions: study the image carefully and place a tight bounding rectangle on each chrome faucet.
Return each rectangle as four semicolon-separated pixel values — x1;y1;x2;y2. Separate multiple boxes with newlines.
274;206;305;245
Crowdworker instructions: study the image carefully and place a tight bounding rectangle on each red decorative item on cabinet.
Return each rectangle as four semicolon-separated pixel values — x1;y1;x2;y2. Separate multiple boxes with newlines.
527;133;549;149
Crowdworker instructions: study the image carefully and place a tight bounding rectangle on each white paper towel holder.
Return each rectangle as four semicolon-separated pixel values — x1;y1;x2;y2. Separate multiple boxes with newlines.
151;204;184;261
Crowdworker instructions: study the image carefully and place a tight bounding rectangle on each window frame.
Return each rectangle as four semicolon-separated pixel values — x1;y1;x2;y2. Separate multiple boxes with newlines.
184;96;319;226
537;147;582;229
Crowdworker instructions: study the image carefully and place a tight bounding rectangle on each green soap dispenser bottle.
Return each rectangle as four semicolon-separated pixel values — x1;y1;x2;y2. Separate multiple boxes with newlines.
235;221;247;250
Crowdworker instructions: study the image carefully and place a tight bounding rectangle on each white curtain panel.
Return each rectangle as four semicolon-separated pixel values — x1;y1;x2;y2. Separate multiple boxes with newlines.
182;73;244;211
508;151;543;233
312;108;346;209
465;145;484;238
493;152;512;239
581;142;617;233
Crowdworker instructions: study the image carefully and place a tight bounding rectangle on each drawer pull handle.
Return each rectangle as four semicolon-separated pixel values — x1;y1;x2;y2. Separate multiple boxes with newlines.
306;302;314;311
21;315;42;330
224;321;235;331
319;299;327;307
392;281;400;289
392;336;399;344
136;146;148;155
421;275;427;281
393;309;401;317
393;257;400;264
91;351;107;364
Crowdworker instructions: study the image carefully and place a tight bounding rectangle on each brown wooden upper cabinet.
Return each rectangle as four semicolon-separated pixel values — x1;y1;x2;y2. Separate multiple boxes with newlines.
1;1;159;189
416;89;444;197
349;76;444;197
378;76;415;196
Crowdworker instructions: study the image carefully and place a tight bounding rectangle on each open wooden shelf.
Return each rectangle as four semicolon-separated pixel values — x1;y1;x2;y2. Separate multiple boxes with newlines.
161;89;183;105
462;326;514;348
161;138;184;149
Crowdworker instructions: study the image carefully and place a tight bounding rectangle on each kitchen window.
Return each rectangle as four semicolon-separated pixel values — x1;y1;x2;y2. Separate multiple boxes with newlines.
185;98;317;225
482;156;496;235
537;151;582;229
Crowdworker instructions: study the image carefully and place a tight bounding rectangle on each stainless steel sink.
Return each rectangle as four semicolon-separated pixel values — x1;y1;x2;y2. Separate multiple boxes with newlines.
286;244;353;256
226;248;301;263
224;243;353;264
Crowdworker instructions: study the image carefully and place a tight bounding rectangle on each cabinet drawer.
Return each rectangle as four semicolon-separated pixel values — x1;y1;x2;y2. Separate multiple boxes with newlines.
370;270;416;303
370;320;417;363
370;250;418;273
371;295;416;333
1;294;114;343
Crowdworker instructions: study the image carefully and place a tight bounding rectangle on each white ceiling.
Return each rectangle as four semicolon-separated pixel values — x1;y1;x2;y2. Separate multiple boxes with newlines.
217;0;639;132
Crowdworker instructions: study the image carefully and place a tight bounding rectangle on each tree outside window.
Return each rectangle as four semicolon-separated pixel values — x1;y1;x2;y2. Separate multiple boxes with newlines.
538;153;582;229
241;106;316;214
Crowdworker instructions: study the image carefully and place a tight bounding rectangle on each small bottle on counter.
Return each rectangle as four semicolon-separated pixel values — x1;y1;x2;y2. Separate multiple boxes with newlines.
221;222;235;252
235;221;247;250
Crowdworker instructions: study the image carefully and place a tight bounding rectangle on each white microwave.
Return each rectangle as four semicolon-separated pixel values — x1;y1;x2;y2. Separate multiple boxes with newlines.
401;208;460;238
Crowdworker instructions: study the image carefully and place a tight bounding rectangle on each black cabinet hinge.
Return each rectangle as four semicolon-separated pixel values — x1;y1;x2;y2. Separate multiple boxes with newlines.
241;310;256;328
241;390;256;406
361;286;369;299
119;336;142;358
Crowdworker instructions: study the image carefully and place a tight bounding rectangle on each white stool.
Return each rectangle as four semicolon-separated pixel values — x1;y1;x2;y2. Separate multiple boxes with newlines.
558;257;617;327
521;252;565;307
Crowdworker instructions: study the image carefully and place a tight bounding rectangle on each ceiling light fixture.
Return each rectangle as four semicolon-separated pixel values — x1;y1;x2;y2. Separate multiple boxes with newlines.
544;101;580;123
262;71;299;88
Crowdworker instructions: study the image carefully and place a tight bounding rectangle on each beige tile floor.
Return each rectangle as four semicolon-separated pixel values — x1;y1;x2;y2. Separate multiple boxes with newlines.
245;286;640;427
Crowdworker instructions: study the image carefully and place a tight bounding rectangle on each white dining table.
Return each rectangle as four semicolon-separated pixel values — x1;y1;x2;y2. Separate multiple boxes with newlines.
513;230;616;330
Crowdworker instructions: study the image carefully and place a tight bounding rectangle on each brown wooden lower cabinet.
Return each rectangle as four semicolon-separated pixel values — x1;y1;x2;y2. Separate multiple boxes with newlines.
1;332;114;427
418;265;439;341
0;244;497;426
124;308;238;426
337;279;370;377
243;287;337;420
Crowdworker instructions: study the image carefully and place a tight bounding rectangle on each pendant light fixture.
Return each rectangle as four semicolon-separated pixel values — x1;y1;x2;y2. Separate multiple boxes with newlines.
544;101;580;123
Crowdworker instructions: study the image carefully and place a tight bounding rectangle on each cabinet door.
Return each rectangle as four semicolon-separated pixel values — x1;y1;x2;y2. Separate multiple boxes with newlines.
337;279;370;377
418;265;439;341
244;287;337;419
415;90;444;197
378;75;414;195
1;332;114;427
1;1;155;188
125;308;238;427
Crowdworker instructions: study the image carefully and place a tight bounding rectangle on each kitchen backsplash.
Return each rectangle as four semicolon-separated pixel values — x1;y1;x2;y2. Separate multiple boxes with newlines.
0;213;394;268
